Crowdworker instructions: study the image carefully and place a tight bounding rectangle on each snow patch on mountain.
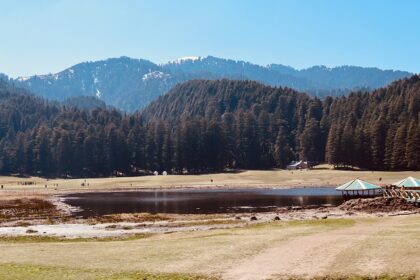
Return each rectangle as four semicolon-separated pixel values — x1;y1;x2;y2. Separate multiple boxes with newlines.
170;56;203;64
12;56;413;113
17;76;30;82
142;71;169;81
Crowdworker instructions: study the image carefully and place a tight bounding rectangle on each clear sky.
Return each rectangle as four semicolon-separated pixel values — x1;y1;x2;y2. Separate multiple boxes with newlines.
1;0;419;77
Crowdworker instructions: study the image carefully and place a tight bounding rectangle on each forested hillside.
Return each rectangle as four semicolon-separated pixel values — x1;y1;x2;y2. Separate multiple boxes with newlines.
142;79;328;169
0;76;419;177
62;96;107;110
325;75;420;170
142;76;420;171
14;56;412;112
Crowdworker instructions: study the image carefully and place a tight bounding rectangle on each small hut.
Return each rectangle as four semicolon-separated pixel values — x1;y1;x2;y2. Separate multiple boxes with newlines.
336;179;382;199
287;160;308;170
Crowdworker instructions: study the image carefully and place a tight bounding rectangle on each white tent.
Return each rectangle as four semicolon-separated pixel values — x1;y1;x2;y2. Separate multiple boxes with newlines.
394;177;420;189
336;179;381;191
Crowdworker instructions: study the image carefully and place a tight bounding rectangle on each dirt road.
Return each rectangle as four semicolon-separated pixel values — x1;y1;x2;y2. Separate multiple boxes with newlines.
0;216;418;279
223;216;420;279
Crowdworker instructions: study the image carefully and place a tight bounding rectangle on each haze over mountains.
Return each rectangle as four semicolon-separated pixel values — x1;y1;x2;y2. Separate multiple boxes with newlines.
8;56;412;112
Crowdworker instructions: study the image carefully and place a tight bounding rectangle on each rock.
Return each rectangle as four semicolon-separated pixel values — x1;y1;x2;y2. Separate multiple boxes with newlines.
273;216;281;221
321;215;328;219
250;216;257;221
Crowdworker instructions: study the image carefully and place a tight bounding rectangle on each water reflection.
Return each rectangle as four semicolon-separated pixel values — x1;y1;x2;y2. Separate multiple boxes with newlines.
62;188;343;217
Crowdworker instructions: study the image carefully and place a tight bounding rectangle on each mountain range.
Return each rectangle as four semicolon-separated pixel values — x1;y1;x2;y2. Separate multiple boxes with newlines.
6;56;413;112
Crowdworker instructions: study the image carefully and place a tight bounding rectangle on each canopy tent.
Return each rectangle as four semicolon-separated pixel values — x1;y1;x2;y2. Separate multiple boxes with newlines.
394;177;420;188
336;179;381;191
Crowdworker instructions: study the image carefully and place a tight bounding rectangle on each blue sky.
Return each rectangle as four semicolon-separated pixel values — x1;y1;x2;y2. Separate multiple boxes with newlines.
1;0;419;77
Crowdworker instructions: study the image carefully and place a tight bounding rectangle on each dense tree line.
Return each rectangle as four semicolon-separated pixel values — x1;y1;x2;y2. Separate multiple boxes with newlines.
325;75;420;170
142;80;328;169
62;96;107;110
0;76;419;177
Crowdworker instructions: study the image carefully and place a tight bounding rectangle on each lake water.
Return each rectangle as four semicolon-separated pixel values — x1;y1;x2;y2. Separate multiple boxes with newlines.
62;187;343;217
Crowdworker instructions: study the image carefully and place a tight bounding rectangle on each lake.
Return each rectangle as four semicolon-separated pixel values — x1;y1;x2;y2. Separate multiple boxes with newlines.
62;187;343;217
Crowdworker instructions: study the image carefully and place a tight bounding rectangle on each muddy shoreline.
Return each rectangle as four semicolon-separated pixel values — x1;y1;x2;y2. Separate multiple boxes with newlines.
1;191;419;239
0;184;338;197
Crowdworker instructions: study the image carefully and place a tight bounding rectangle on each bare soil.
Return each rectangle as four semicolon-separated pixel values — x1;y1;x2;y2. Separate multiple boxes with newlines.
90;213;174;224
339;197;420;213
1;194;419;240
0;198;63;223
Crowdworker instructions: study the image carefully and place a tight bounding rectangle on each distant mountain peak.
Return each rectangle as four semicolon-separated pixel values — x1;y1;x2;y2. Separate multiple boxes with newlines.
11;55;413;112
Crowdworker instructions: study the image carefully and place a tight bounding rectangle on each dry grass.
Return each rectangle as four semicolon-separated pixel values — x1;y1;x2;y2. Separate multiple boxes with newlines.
0;263;217;280
289;275;417;280
1;169;419;279
0;216;418;279
172;219;243;227
1;167;420;193
0;198;61;223
0;233;151;243
327;217;420;277
0;219;349;276
88;213;173;224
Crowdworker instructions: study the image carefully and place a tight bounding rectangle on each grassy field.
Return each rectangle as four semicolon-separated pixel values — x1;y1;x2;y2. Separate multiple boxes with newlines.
0;216;419;279
1;168;419;279
1;165;420;193
0;264;215;280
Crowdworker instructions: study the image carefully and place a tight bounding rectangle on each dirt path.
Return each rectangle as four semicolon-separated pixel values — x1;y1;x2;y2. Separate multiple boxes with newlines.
0;215;418;279
222;217;403;280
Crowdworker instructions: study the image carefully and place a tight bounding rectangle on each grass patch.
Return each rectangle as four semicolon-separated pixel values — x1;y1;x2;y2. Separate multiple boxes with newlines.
244;218;356;232
287;218;356;228
309;274;417;280
0;233;152;243
89;213;172;224
174;219;243;227
0;263;218;280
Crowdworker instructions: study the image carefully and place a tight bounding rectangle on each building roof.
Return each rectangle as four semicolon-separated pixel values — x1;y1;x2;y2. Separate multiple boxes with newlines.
336;179;381;191
394;177;420;188
287;160;305;167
